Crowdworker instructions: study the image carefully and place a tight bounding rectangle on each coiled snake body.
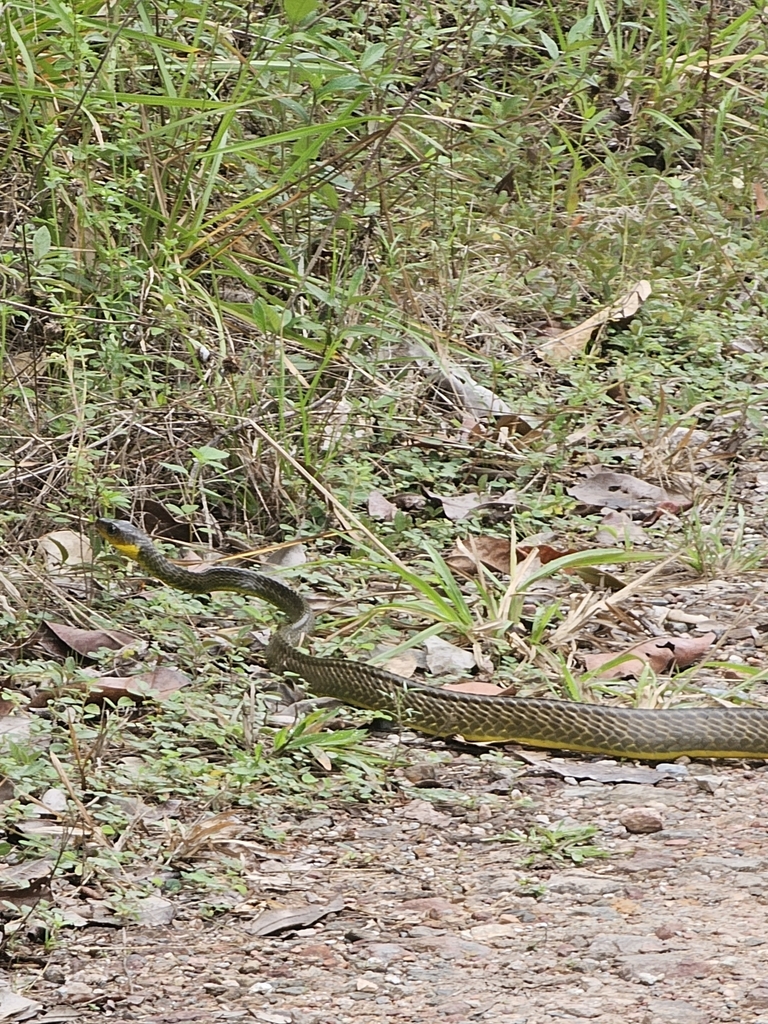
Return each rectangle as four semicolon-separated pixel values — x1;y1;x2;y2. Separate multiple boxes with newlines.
96;519;768;759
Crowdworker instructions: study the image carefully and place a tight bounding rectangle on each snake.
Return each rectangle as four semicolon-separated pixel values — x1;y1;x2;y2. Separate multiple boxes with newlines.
94;518;768;760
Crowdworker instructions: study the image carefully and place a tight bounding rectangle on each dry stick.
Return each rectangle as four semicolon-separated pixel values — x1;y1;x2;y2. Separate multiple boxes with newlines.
246;419;411;574
49;751;112;850
548;553;679;648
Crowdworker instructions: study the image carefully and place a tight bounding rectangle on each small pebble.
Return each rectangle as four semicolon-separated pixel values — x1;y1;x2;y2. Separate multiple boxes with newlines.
619;807;663;834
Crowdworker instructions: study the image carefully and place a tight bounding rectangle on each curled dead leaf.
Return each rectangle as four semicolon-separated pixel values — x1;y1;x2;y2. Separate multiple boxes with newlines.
536;280;652;364
568;469;689;511
43;621;138;658
37;530;93;574
583;632;715;679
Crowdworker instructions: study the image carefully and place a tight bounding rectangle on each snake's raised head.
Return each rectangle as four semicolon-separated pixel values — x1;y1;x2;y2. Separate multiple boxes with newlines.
95;519;146;562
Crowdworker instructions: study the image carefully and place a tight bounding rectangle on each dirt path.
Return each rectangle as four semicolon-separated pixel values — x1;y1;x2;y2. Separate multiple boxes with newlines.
12;744;768;1024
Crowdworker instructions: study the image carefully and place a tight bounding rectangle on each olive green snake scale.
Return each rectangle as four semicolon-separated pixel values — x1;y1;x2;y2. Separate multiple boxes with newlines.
96;519;768;759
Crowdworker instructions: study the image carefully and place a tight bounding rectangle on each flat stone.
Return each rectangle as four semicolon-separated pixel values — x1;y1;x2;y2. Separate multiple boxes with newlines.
618;952;678;980
746;989;768;1008
623;852;679;873
409;935;492;959
644;997;707;1023
546;871;623;896
695;855;768;873
396;897;456;916
467;923;517;942
586;934;666;958
607;785;689;806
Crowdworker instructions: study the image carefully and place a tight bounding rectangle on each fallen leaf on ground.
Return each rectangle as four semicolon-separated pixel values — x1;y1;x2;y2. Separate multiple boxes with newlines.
430;492;486;521
447;535;514;574
428;489;517;522
264;541;307;569
378;650;419;678
434;365;512;418
133;500;194;541
30;667;191;707
43;622;138;658
37;530;93;573
492;413;537;436
0;716;32;747
90;667;191;701
368;490;398;522
536;280;652;364
640;500;689;525
595;509;648;546
448;536;583;577
441;680;507;695
0;859;53;901
567;469;689;511
0;987;41;1021
517;751;673;784
170;812;242;862
572;566;626;591
583;632;716;679
247;896;345;937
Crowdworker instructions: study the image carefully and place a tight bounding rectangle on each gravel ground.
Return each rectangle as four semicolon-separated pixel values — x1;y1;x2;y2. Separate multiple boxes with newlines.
10;745;768;1024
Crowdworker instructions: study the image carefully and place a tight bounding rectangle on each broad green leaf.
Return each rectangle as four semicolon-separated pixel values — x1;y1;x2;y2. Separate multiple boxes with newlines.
360;42;387;71
191;446;229;465
540;30;559;60
32;225;51;261
283;0;317;25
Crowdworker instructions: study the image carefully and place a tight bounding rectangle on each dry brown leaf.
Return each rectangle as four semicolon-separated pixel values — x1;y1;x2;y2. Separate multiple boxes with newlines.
567;469;688;511
493;413;536;436
37;530;93;573
429;489;517;522
572;566;626;591
447;535;513;575
247;896;345;937
583;632;715;679
537;280;652;364
43;621;138;658
31;667;191;708
517;543;580;565
91;667;191;701
170;812;242;861
441;680;507;696
754;180;768;213
448;537;580;577
641;500;689;526
368;490;398;522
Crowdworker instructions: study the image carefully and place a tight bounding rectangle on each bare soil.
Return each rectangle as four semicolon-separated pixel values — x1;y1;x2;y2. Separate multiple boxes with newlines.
11;741;768;1024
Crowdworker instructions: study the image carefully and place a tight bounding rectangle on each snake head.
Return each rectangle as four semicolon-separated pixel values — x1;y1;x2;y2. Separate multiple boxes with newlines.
95;518;145;561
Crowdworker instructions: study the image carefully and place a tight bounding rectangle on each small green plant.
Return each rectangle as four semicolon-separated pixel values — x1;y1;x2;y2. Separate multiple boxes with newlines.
272;707;388;779
488;821;608;867
681;501;768;577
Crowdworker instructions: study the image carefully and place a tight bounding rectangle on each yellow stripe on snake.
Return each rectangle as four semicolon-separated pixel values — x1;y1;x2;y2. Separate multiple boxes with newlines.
95;519;768;760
